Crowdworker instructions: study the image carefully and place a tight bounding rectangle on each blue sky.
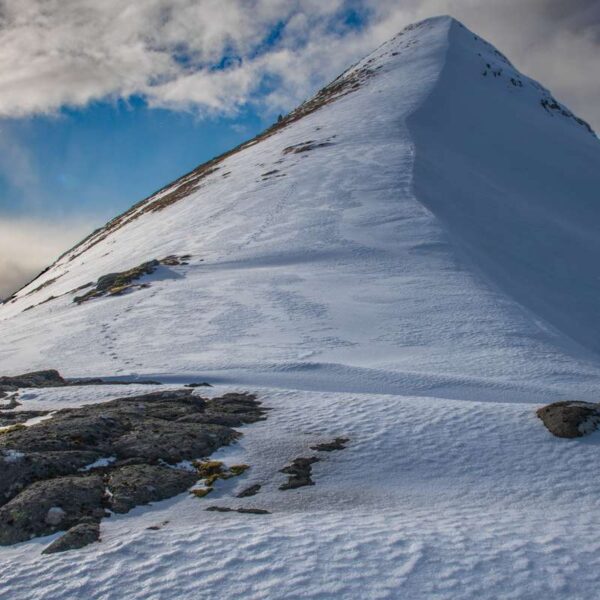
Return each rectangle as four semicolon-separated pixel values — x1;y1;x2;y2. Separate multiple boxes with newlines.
0;100;266;222
0;6;367;225
0;0;598;297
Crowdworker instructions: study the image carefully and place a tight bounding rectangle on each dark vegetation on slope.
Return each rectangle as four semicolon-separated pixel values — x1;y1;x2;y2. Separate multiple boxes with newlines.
18;254;190;311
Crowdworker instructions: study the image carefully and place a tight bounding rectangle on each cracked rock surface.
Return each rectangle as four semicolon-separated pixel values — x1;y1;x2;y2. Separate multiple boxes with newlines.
0;388;265;551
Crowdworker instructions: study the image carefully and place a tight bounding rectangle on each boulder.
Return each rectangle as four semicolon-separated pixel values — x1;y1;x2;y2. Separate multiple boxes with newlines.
42;520;100;554
0;475;105;545
537;401;600;438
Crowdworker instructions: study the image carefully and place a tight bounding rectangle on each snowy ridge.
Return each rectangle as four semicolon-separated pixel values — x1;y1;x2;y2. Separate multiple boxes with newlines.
1;16;599;400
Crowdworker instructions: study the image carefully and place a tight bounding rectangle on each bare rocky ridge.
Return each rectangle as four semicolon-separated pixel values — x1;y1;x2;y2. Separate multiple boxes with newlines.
0;386;266;552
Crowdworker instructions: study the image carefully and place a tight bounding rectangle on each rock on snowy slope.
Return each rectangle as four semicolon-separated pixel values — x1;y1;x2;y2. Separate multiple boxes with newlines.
537;401;600;438
0;389;266;548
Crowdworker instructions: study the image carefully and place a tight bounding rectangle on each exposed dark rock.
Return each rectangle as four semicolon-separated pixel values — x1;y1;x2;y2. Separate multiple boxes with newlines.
192;461;250;492
67;378;162;386
0;410;50;427
0;389;264;461
279;457;320;490
74;260;160;304
42;519;100;554
161;254;191;266
283;140;334;154
206;505;233;512
0;450;101;505
0;387;266;549
310;437;349;452
115;420;237;463
237;484;261;498
108;464;198;513
0;475;105;545
0;396;21;410
0;369;159;394
185;382;213;388
0;370;66;390
206;506;270;515
537;401;600;438
73;255;190;304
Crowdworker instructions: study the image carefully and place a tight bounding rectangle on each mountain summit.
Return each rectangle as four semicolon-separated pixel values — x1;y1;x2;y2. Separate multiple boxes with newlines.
2;16;599;397
2;16;600;599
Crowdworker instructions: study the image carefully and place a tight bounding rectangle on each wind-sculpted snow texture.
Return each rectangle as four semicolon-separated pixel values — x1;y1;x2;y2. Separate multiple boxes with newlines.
1;15;600;600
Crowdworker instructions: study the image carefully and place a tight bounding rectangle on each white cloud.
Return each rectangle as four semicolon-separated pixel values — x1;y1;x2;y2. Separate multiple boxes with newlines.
0;217;92;299
0;1;596;129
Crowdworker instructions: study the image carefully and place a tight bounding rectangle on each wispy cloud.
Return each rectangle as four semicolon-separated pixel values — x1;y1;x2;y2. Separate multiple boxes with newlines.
0;1;597;129
0;217;91;298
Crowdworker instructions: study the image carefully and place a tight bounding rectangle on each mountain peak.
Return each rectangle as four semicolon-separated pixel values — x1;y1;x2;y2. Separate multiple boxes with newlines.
1;16;599;384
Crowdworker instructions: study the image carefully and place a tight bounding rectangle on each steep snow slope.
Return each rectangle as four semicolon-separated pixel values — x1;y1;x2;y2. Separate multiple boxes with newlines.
2;17;600;600
411;21;600;355
1;17;600;403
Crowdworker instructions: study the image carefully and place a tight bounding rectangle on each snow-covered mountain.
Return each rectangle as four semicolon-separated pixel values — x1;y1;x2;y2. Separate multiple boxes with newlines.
2;16;600;599
2;16;599;400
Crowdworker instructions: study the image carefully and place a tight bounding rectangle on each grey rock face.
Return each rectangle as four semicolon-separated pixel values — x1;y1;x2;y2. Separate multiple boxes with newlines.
0;475;105;545
0;370;66;394
113;420;237;463
237;484;261;498
537;401;600;438
310;437;349;452
108;464;199;513
0;450;101;505
279;457;320;490
0;410;50;427
42;520;100;554
0;387;265;550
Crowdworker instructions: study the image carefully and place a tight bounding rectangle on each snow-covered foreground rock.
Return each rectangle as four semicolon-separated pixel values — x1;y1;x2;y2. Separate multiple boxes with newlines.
3;383;600;599
1;15;600;599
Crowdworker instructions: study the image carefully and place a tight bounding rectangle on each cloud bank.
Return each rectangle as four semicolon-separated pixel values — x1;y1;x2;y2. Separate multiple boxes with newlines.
0;218;91;299
0;0;598;129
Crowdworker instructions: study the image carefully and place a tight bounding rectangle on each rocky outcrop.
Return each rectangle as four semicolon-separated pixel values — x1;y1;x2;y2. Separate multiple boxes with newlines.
310;437;349;452
0;410;49;427
42;519;100;554
237;484;261;498
206;506;270;515
279;457;320;490
0;370;66;397
108;464;199;514
0;388;265;550
73;260;159;303
73;255;191;304
0;475;105;545
537;401;600;438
